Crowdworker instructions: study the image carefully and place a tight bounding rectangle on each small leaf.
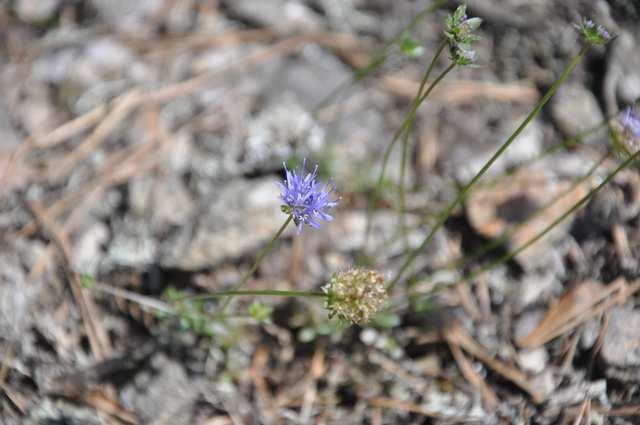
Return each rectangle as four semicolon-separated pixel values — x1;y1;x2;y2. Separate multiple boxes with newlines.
80;274;95;289
373;312;401;328
400;36;425;58
248;301;273;323
464;17;482;31
453;4;467;23
298;327;316;343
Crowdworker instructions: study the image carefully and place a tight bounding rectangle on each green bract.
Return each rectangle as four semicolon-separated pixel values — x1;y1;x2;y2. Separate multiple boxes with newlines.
444;4;482;66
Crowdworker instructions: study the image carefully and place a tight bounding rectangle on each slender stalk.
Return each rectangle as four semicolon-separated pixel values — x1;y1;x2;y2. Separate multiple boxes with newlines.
180;289;325;304
399;127;412;248
313;0;449;112
365;45;452;250
416;151;608;284
387;44;591;292
444;148;640;291
220;215;293;310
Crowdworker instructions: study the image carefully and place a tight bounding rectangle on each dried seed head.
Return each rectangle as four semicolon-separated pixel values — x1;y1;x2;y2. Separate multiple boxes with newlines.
322;268;387;325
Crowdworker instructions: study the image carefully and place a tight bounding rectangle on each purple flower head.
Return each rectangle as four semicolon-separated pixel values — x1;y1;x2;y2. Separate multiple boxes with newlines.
278;159;338;234
576;17;612;45
621;106;640;141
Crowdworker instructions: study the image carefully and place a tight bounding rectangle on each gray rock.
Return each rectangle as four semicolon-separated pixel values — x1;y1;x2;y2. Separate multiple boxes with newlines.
529;369;556;401
15;0;60;23
515;272;560;310
103;217;157;270
190;96;325;181
121;354;198;424
0;97;20;152
162;177;284;270
224;0;323;32
25;399;102;425
601;307;640;367
90;0;163;36
513;310;544;343
71;222;110;276
440;105;544;182
605;31;640;113
261;43;352;109
0;238;47;344
517;348;548;374
551;84;605;145
129;174;196;232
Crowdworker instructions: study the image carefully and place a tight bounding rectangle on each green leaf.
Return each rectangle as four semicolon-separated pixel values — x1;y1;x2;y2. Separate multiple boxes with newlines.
298;327;316;343
248;301;273;323
453;4;467;23
79;274;95;289
400;36;425;58
373;312;401;328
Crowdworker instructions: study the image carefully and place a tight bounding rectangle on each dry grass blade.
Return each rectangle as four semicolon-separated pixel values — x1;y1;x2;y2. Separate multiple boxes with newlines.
517;278;640;349
446;338;498;409
300;348;325;423
571;399;590;425
48;90;143;182
444;322;544;403
85;390;138;424
27;202;112;361
381;77;540;104
369;396;480;422
91;282;174;315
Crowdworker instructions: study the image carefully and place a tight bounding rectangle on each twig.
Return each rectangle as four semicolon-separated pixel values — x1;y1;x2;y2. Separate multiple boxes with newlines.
26;202;111;360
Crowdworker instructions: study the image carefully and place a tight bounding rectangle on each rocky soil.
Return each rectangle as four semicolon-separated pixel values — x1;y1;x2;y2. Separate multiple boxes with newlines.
1;0;640;424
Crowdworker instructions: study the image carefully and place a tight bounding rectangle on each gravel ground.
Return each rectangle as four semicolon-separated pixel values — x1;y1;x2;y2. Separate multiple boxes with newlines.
1;1;640;424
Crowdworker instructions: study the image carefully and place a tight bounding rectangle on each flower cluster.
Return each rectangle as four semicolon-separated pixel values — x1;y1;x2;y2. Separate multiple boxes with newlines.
444;4;482;66
323;268;388;325
576;18;612;45
279;159;338;234
617;106;640;153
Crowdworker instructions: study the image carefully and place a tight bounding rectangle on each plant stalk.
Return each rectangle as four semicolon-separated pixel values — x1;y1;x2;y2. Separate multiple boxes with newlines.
387;44;591;291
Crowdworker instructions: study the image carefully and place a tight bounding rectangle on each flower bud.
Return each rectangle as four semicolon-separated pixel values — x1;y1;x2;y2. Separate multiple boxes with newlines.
576;18;612;46
322;268;387;325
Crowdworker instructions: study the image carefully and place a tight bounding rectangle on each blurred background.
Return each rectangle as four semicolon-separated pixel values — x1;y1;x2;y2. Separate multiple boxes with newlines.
1;1;640;424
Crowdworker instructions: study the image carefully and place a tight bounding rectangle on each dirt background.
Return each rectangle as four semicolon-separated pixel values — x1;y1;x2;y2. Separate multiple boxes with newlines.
1;0;640;424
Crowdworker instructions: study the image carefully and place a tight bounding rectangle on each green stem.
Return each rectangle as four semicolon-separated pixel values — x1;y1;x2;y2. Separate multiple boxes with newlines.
387;44;591;292
180;289;325;304
313;0;449;112
365;46;452;250
399;126;412;248
420;151;608;282
220;215;293;310
443;149;640;292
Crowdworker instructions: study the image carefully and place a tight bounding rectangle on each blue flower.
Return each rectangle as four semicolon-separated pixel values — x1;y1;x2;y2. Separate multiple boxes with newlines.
621;106;640;142
279;159;338;234
576;18;612;45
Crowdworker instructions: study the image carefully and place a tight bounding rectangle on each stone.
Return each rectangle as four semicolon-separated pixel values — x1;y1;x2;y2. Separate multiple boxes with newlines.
25;399;101;425
71;222;110;276
517;348;548;374
15;0;60;23
223;0;323;32
605;31;640;112
551;84;605;145
0;97;20;152
121;354;198;423
601;307;640;367
162;177;284;270
90;0;164;36
515;272;560;310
